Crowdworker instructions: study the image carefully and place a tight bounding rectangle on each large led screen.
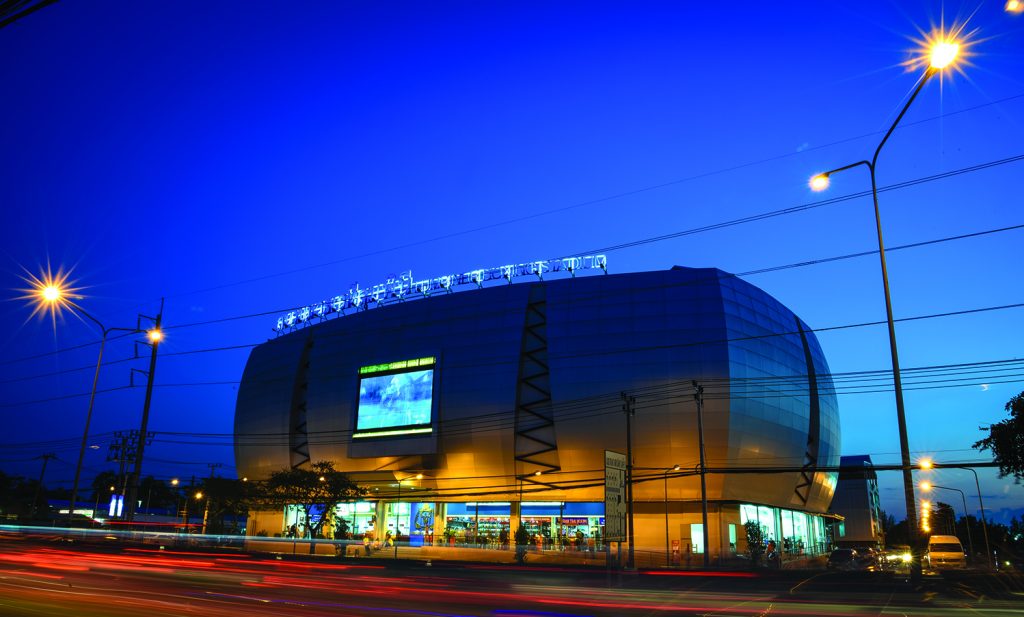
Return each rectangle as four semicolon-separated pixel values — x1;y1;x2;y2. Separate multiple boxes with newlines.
354;357;435;437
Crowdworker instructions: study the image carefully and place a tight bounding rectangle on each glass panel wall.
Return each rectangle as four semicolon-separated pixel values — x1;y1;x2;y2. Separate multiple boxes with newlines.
739;503;831;557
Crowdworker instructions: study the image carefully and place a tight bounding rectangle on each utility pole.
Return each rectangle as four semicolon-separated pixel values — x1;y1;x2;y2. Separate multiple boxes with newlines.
622;392;636;569
125;299;163;525
30;453;56;518
693;381;710;568
202;463;222;534
182;475;196;530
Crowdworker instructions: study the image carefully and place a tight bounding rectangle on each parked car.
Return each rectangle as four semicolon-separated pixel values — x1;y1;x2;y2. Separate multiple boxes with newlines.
926;535;966;570
852;546;880;570
827;548;860;570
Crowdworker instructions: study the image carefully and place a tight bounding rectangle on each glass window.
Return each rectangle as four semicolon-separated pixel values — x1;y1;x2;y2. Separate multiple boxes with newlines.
690;524;704;553
728;524;737;551
758;506;777;541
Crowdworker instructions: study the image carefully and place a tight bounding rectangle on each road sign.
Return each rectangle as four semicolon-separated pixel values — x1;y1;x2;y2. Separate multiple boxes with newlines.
604;450;627;542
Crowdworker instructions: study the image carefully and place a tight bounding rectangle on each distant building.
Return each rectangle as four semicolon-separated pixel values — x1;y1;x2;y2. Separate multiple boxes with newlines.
830;455;883;547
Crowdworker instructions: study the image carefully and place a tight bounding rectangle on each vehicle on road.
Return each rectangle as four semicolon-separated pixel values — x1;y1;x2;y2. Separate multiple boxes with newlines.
882;545;912;569
827;548;861;570
926;535;966;570
851;546;880;570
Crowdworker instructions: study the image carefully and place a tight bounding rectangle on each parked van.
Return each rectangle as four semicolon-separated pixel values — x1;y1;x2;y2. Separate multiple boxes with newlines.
927;535;966;569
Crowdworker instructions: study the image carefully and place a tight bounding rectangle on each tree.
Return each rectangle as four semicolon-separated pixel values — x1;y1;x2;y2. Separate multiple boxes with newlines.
90;470;120;501
197;476;260;534
744;520;766;568
879;509;897;545
514;525;531;564
262;461;363;552
974;390;1024;482
138;476;180;511
0;470;46;519
930;502;957;537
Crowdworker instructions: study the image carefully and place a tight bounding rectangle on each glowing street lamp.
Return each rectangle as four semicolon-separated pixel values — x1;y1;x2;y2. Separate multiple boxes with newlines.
920;482;974;559
806;31;963;577
1007;0;1023;14
21;269;147;528
921;460;992;569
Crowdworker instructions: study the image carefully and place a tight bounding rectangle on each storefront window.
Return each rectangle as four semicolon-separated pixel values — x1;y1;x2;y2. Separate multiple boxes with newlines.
758;506;777;542
690;524;705;553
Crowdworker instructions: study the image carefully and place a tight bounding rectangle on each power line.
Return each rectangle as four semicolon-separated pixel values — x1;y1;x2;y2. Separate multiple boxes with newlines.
166;93;1024;298
2;160;1020;375
1;298;1021;411
575;154;1024;256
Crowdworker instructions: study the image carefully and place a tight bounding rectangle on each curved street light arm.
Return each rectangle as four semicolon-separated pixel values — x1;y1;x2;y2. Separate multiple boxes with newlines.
821;160;873;179
873;68;937;169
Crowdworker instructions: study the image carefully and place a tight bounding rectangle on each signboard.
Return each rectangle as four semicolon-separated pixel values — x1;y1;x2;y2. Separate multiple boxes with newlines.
604;450;627;542
274;254;608;332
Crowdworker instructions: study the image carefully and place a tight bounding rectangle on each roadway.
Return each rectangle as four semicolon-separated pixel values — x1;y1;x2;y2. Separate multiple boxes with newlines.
0;536;1021;616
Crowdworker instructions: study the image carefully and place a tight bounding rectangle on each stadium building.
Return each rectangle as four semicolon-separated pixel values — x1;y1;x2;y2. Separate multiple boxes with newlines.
234;262;841;564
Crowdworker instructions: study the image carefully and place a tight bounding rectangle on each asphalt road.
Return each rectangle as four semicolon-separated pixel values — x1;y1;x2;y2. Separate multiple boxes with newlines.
0;536;1021;616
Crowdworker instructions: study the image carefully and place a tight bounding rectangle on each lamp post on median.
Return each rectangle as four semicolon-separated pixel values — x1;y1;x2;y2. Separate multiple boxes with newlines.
921;460;992;569
920;482;973;560
663;464;680;566
809;35;962;578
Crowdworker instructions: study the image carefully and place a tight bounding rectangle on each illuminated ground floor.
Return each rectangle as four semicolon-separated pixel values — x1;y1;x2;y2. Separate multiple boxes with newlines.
249;500;837;566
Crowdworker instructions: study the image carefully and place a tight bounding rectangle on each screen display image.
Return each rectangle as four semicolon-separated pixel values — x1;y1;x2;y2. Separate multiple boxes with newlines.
356;367;434;434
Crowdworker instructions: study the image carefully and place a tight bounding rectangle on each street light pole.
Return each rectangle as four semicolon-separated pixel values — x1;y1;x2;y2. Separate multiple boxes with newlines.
693;381;710;568
810;49;958;576
622;393;636;569
66;312;139;525
663;464;680;567
923;483;973;561
958;466;993;569
30;453;56;519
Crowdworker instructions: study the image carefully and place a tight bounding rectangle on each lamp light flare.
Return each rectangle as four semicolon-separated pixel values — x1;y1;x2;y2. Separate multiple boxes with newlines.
18;264;83;326
147;328;164;343
920;459;933;470
921;481;932;491
42;285;62;302
1007;0;1023;13
809;174;830;191
929;41;960;69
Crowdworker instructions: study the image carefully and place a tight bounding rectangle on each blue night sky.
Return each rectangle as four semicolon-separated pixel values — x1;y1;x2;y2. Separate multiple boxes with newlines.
1;1;1022;522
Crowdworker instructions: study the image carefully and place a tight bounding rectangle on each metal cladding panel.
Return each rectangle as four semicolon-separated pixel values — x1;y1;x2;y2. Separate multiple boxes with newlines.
303;284;530;489
543;268;731;501
233;266;841;511
233;334;310;478
719;275;841;513
802;315;842;510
